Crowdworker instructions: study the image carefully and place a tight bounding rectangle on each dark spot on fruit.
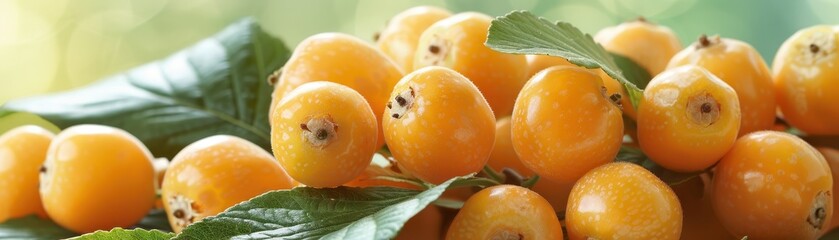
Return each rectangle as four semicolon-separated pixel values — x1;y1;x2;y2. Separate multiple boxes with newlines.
396;96;407;107
173;209;185;219
316;129;328;140
392;113;400;118
429;45;440;54
701;102;712;113
698;34;710;48
300;123;309;131
810;44;820;54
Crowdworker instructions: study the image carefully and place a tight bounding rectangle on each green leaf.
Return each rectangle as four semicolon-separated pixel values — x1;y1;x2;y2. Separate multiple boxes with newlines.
1;18;290;158
0;215;76;239
71;228;174;240
175;177;468;240
609;52;651;89
135;210;172;233
616;146;702;186
485;10;644;108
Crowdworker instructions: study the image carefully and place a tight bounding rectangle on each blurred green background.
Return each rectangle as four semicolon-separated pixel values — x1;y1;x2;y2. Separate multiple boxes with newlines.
1;0;837;104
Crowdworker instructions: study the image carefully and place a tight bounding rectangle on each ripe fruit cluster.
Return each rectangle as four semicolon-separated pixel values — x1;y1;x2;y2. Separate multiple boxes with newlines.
1;5;838;240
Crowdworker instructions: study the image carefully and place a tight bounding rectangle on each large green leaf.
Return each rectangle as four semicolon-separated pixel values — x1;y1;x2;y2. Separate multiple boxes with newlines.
0;215;76;239
175;177;466;240
71;228;174;240
485;10;645;108
1;18;290;158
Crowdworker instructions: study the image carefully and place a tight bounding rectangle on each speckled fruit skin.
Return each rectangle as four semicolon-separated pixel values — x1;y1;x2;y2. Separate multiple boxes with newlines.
446;185;564;240
566;162;682;240
668;36;776;136
376;6;451;72
820;147;839;235
383;66;495;184
414;12;527;117
40;125;155;234
772;25;839;135
512;66;623;184
0;125;53;222
712;131;833;240
595;19;682;76
162;135;296;233
271;81;378;188
637;65;740;172
271;32;403;147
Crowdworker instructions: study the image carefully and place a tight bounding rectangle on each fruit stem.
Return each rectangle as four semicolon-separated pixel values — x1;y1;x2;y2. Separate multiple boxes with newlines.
481;165;506;183
521;175;540;189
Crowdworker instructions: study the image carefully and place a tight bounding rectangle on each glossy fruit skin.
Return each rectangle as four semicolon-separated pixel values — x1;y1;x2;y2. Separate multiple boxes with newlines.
383;66;495;184
376;6;451;72
525;55;574;78
271;32;403;147
566;162;682;240
446;185;564;240
772;25;839;135
668;36;776;135
512;66;623;184
712;131;833;239
397;206;443;240
162;135;296;233
674;175;736;240
0;126;53;222
638;65;740;172
487;117;574;211
40;125;155;234
414;12;527;117
595;19;682;75
820;147;839;234
271;81;378;188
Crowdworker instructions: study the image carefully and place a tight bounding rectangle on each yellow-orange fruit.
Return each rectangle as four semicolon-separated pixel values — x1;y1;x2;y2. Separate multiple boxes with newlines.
446;185;564;240
772;25;839;135
40;125;156;234
668;35;776;135
383;66;495;184
713;131;832;239
512;66;623;184
566;162;682;240
595;19;682;75
271;81;378;188
637;65;740;172
0;126;53;222
271;33;403;147
376;6;452;72
162;135;296;232
414;12;528;117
